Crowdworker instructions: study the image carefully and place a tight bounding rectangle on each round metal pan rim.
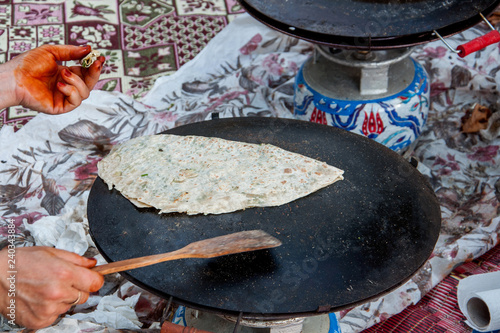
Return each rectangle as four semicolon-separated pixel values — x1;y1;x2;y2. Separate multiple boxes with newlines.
238;0;500;49
88;117;441;319
89;231;432;320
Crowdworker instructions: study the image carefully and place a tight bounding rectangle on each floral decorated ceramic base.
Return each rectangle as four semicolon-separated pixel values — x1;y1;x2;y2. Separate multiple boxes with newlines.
293;58;430;152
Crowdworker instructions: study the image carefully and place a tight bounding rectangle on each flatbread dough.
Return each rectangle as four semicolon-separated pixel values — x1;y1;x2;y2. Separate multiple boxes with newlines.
97;134;344;215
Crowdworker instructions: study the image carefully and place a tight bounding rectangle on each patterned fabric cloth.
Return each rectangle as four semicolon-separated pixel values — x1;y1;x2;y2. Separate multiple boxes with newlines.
365;245;500;333
0;3;499;333
0;0;243;129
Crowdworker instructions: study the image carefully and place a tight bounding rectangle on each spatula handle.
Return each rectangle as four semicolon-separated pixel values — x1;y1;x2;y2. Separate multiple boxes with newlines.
92;250;186;275
92;230;281;275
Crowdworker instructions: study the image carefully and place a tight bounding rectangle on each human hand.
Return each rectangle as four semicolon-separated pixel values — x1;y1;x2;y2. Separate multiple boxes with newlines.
0;44;105;114
0;246;104;329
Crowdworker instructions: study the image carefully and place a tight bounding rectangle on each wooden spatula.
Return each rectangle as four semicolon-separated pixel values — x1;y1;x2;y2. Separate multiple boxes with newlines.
92;229;282;275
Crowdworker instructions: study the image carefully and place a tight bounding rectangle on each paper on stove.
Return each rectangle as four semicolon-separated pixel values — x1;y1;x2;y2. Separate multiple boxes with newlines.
67;294;142;329
457;271;500;332
23;203;89;256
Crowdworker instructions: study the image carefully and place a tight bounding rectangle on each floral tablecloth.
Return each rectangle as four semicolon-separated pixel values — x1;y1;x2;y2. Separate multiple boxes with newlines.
0;0;244;129
0;2;500;333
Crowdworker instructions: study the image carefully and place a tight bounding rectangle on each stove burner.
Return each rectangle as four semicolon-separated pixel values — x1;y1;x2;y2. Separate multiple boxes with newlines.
293;45;429;152
312;46;415;97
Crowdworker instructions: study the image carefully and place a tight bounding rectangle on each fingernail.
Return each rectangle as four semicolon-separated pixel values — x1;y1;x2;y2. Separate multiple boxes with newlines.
62;68;71;77
88;257;98;267
57;81;66;88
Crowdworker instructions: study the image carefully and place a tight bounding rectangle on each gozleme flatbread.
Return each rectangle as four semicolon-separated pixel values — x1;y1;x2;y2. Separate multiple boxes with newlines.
97;134;344;215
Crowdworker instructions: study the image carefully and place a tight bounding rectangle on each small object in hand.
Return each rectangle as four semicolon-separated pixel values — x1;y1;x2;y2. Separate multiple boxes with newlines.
80;49;101;68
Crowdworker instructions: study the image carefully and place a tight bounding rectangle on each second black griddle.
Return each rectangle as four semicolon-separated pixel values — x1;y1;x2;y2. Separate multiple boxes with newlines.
88;117;441;319
237;0;500;49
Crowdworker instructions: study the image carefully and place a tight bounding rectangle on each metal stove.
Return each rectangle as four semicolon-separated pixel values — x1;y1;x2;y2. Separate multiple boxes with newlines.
167;305;336;332
293;45;429;152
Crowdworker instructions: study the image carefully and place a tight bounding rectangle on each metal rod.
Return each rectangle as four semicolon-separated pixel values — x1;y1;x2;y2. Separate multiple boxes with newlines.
232;312;243;333
480;12;496;31
434;12;497;54
312;46;319;64
160;296;174;326
432;30;460;54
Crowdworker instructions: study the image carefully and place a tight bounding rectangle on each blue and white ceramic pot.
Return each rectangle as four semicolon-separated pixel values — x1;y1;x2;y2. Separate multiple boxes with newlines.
293;47;429;153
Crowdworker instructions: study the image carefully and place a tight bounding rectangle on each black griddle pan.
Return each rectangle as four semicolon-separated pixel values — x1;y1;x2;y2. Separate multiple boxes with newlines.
237;0;500;49
88;117;441;320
